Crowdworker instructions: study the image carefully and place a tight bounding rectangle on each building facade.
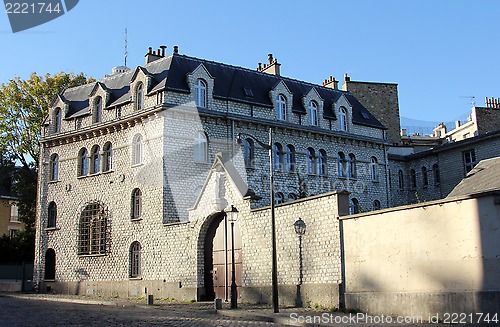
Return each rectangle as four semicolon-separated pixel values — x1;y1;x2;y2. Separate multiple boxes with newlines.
34;46;390;302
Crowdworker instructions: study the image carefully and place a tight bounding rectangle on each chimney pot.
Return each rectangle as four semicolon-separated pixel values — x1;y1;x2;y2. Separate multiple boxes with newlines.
173;45;179;54
148;47;152;54
268;53;273;64
160;45;167;56
456;120;461;129
258;62;262;71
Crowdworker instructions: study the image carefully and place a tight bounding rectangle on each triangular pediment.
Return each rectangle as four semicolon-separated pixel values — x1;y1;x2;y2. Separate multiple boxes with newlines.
188;63;214;80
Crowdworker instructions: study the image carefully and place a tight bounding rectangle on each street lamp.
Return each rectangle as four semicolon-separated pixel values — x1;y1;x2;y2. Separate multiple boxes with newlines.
224;205;239;309
294;218;306;307
236;127;279;313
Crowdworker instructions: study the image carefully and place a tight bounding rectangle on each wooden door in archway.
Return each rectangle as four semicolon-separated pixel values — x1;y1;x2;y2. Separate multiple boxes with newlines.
212;217;242;300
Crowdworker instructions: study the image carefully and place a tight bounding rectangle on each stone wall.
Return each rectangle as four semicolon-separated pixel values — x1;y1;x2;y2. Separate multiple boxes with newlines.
343;80;401;145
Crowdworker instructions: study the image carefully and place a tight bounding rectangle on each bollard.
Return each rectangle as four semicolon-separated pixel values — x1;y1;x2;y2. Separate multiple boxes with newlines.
147;294;154;305
214;298;222;310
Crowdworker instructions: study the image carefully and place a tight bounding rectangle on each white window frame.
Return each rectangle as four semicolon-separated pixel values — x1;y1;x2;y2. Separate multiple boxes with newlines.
194;79;207;108
132;134;143;166
194;131;208;163
309;101;318;126
136;83;144;110
339;107;347;131
276;94;287;121
54;108;62;133
370;157;379;182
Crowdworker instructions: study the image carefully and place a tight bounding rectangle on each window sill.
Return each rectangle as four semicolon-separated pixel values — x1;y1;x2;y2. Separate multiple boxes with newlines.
129;277;142;280
43;279;55;282
9;220;22;224
78;253;107;257
88;172;101;177
131;163;144;168
371;180;380;183
44;227;58;232
77;175;88;179
102;170;114;175
131;218;142;222
48;180;60;184
194;161;210;165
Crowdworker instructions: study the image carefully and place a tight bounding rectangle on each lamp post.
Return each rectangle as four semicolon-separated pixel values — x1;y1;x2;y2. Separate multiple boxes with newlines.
294;218;306;307
236;127;279;313
224;205;239;309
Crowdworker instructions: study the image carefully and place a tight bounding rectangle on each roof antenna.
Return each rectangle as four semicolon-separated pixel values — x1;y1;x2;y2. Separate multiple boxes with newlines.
459;95;475;107
124;28;128;67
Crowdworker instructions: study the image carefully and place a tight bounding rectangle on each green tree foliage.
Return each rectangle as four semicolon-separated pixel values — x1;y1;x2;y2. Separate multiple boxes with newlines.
0;72;93;172
0;72;93;259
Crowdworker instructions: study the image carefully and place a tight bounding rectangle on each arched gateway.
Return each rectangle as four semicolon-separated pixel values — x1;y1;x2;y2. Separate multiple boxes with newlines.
200;212;242;301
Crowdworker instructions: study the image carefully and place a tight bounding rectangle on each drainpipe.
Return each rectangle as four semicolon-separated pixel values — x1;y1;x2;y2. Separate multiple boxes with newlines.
35;144;45;292
383;131;391;208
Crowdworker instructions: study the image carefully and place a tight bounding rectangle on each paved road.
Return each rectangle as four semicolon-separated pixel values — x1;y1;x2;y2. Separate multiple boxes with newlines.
0;296;275;327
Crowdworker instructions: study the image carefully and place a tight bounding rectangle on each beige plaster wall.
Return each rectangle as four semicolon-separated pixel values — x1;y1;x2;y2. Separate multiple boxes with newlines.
341;192;500;316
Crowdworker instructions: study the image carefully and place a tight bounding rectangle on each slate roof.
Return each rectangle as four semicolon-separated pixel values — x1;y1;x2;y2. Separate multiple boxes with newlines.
447;156;500;197
59;53;385;129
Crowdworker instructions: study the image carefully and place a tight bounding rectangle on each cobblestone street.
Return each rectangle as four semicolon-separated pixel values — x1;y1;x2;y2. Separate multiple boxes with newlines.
0;296;275;327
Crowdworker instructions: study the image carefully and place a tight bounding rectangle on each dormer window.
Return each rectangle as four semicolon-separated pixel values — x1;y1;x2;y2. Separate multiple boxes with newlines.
309;101;318;126
93;97;102;123
339;107;347;131
194;79;207;108
136;83;144;110
277;94;286;121
53;108;62;133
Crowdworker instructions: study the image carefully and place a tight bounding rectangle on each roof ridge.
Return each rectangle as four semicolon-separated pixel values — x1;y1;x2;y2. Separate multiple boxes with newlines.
175;54;348;94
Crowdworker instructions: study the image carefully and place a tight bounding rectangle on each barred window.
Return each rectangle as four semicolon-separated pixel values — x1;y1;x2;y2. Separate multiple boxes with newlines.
47;201;57;228
78;202;109;255
129;241;141;278
131;188;142;219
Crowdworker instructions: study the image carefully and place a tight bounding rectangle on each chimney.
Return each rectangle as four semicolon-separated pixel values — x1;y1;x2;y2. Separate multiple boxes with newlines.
455;120;461;129
322;75;338;90
145;45;166;64
342;73;351;91
173;45;179;54
257;53;281;76
400;128;407;137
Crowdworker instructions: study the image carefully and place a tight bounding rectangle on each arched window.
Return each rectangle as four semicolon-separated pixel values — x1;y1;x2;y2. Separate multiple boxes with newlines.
373;200;381;211
78;148;89;176
47;201;57;228
93;97;102;123
90;145;100;174
129;242;141;278
309;101;318;126
284;144;295;172
339;107;347;131
272;143;283;171
242;138;254;168
275;192;285;204
306;147;316;174
433;163;440;185
194;79;207;108
288;193;298;201
136;83;144;110
349;198;360;214
131;188;142;219
78;202;108;255
398;169;404;190
410;169;417;189
318;149;327;176
337;152;346;178
44;249;56;280
49;154;59;181
53;108;62;133
194;131;208;163
103;142;113;172
422;166;428;187
348;153;356;178
276;94;286;121
132;134;143;166
370;157;379;181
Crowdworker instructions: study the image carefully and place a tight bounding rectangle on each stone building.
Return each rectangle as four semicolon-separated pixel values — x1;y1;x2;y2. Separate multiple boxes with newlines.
34;46;390;303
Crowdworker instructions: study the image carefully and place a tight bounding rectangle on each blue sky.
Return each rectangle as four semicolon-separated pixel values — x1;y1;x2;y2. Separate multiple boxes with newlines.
0;0;498;124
